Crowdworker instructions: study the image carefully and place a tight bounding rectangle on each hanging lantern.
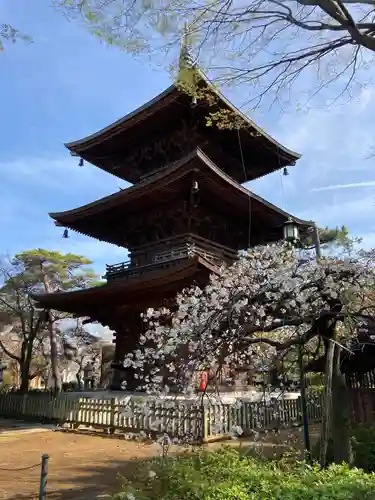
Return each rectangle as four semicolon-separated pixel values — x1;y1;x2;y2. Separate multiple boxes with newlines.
283;218;299;242
79;158;84;167
63;229;69;239
199;371;208;391
283;167;289;176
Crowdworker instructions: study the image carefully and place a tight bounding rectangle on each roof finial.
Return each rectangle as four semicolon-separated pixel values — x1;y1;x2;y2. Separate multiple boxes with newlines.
179;21;194;72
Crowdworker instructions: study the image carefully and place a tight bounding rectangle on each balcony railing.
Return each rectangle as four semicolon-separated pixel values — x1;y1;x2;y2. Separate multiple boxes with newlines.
105;244;225;281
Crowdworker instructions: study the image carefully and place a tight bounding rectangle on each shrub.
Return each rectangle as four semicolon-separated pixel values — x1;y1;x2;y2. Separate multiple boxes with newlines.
312;425;375;472
114;447;375;500
351;425;375;472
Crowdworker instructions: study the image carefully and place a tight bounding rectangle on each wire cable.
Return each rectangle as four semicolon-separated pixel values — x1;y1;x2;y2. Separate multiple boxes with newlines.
0;462;40;472
237;127;252;249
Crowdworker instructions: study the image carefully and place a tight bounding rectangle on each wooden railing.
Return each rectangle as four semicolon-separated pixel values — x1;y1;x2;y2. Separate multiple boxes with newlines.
104;255;189;280
105;244;224;280
0;392;323;442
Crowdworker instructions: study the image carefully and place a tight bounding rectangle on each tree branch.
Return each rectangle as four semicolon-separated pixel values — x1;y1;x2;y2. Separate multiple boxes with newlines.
0;338;21;363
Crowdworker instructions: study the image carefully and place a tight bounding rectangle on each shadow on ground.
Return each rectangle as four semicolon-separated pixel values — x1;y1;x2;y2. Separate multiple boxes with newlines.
8;457;153;500
6;444;300;500
0;418;47;434
1;425;321;500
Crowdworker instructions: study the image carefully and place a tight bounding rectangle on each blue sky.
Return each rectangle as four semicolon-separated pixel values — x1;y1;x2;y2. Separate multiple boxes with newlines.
1;0;375;279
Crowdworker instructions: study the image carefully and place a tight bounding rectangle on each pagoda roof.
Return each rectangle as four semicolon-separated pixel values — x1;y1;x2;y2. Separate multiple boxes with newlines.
50;148;311;247
31;255;218;317
65;70;300;184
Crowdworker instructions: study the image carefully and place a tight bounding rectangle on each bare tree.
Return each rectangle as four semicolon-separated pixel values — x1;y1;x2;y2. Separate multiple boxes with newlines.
60;323;102;389
0;263;49;392
4;2;374;107
55;0;375;108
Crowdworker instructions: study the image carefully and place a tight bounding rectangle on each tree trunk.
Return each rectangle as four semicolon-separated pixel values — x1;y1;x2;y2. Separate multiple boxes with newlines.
19;341;33;393
331;345;353;465
76;372;82;390
47;311;61;394
319;336;335;468
42;271;61;395
19;361;30;393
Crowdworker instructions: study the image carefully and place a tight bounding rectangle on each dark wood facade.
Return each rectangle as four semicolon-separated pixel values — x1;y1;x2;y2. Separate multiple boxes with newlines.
33;75;312;391
65;73;300;185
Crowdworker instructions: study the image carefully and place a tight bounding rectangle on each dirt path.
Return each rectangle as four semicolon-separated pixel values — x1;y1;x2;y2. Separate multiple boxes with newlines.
0;425;320;500
0;430;161;500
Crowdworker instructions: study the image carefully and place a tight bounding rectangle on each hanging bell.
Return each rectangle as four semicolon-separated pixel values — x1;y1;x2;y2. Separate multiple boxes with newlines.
63;229;69;239
191;180;199;193
283;167;289;176
79;158;84;167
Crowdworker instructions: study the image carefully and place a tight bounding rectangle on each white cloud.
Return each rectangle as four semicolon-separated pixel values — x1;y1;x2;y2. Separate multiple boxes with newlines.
250;85;375;242
0;155;129;272
58;318;115;343
312;181;375;192
297;195;374;228
1;156;125;203
276;86;373;152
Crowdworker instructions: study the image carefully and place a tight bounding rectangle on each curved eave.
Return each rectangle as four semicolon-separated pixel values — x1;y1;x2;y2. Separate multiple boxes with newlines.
65;84;179;153
30;256;219;314
65;71;299;164
195;68;300;164
50;148;311;231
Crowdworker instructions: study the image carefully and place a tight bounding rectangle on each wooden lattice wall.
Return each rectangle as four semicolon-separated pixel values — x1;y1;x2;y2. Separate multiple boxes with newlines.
349;388;375;425
346;369;375;425
347;369;375;389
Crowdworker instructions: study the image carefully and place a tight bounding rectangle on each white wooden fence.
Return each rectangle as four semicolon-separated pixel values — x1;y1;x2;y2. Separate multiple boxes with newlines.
0;392;323;442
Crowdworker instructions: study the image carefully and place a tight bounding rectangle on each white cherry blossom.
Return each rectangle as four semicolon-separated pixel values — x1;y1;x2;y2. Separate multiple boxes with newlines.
122;243;375;399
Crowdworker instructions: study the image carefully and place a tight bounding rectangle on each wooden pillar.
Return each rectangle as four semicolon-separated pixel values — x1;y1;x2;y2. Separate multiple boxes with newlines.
110;311;143;391
100;344;115;389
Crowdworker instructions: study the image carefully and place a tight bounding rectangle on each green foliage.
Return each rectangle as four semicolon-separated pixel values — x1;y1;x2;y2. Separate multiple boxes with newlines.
312;426;375;473
303;226;361;254
113;447;375;500
0;23;32;52
351;426;375;472
0;249;101;391
56;0;150;52
1;249;99;329
11;249;100;292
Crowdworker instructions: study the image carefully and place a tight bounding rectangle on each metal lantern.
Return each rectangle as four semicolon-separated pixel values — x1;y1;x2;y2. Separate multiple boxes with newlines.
283;217;300;242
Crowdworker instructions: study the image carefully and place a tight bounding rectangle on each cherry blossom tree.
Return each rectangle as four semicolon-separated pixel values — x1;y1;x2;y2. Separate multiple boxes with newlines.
123;242;375;465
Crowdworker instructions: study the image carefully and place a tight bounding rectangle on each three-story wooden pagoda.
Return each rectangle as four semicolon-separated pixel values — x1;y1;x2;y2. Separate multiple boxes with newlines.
33;57;312;390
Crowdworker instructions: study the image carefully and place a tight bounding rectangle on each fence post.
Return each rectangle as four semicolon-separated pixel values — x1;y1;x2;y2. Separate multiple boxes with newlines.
39;454;49;500
46;393;54;422
109;397;116;434
298;345;311;462
21;393;27;416
201;404;209;443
